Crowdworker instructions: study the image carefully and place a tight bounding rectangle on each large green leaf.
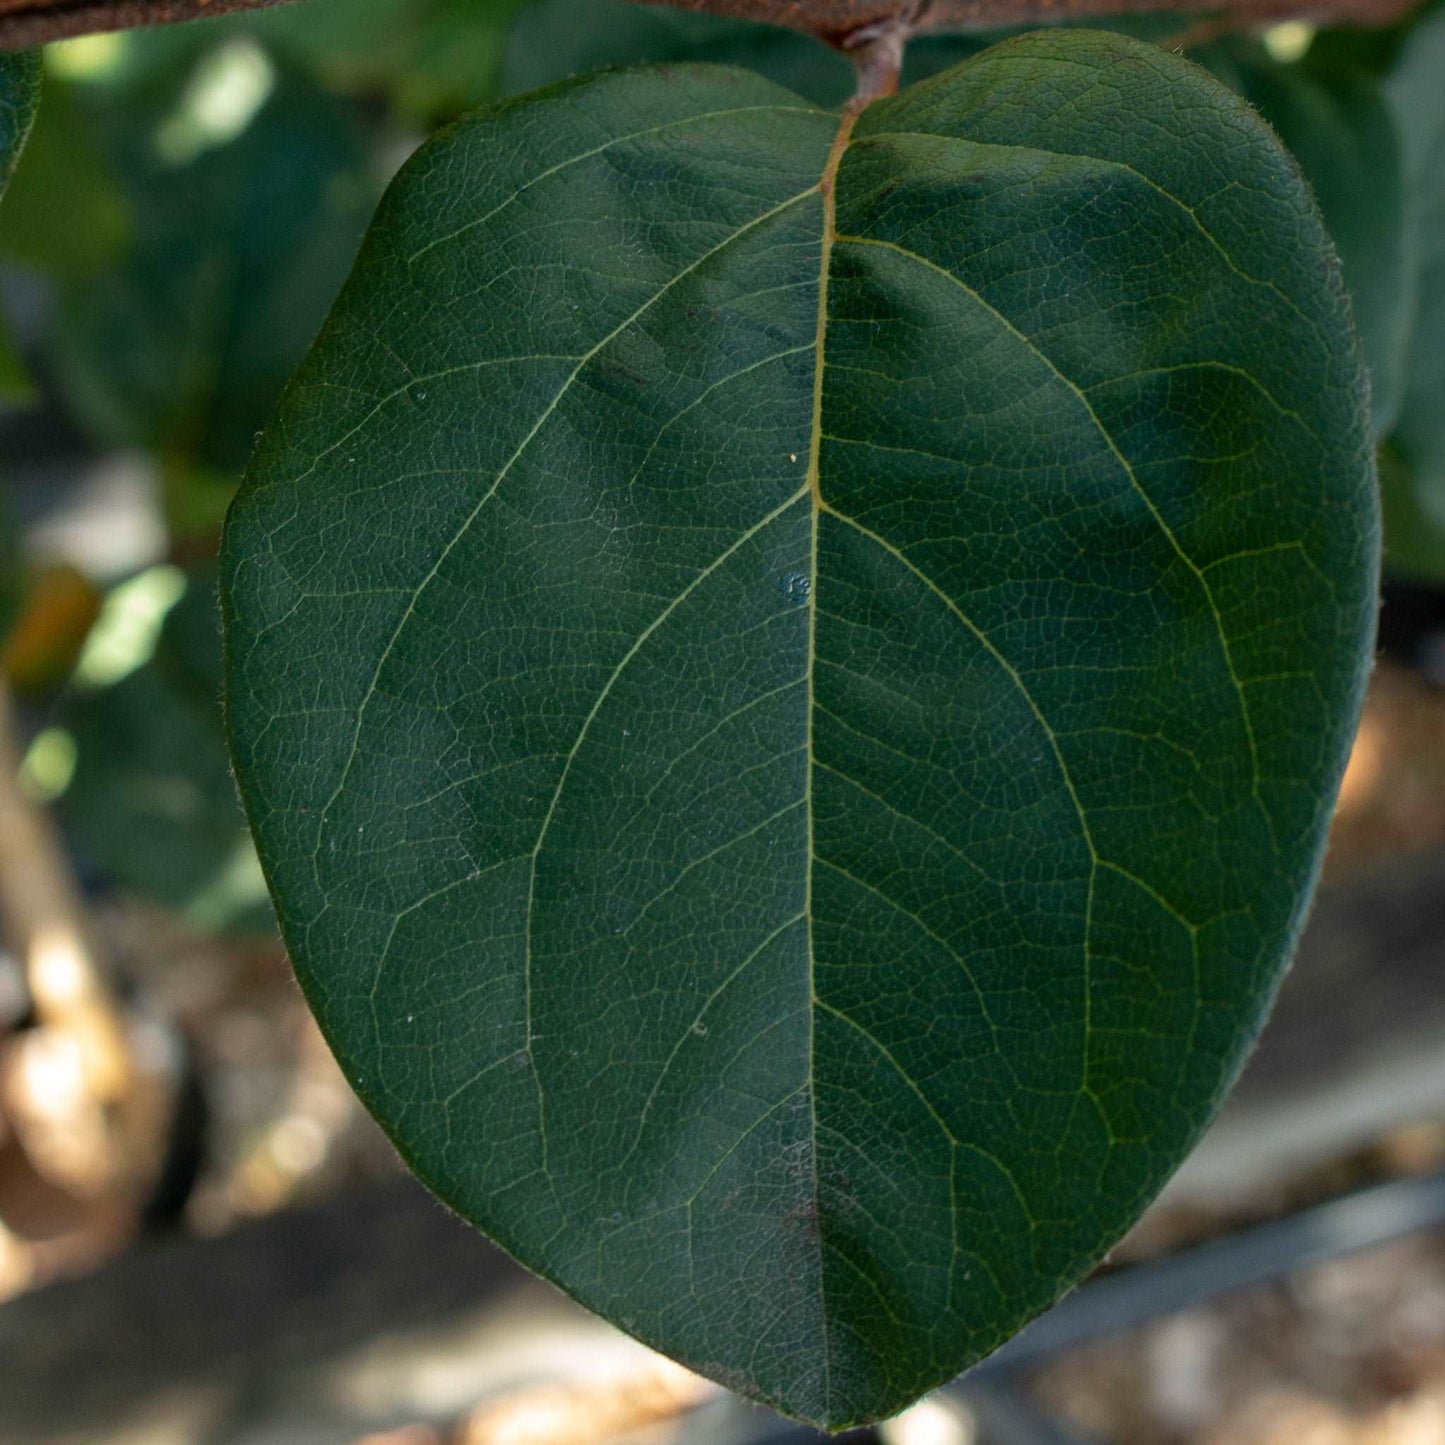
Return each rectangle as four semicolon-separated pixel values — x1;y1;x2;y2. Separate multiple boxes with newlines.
0;75;129;282
34;42;373;516
62;570;274;935
223;32;1376;1426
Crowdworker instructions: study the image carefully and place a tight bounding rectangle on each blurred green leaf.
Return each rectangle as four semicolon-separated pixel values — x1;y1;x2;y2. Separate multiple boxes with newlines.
257;0;522;119
1306;26;1409;77
371;0;523;117
503;0;855;103
62;568;273;934
112;0;525;121
1384;5;1445;579
35;40;375;529
0;308;34;406
0;74;130;280
1378;442;1445;581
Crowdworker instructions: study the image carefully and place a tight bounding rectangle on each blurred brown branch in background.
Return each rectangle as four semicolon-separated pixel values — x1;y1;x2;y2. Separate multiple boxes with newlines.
353;1358;716;1445
0;0;295;50
639;0;1419;44
0;0;1424;60
0;678;175;1296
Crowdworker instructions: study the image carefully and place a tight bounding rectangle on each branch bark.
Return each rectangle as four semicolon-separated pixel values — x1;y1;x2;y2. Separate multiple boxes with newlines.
638;0;1418;45
0;679;172;1206
0;0;295;51
0;0;1423;53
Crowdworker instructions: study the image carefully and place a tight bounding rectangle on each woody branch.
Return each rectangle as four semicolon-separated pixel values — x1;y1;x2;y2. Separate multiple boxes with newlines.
0;0;1422;93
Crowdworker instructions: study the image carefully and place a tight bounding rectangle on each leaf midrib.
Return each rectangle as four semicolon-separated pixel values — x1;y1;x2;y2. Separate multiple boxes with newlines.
801;97;864;1410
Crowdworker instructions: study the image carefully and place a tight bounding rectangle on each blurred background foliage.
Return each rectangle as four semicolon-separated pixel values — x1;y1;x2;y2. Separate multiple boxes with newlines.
0;0;1443;935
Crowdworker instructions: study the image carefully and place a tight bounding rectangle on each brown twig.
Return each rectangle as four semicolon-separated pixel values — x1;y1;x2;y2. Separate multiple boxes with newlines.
843;13;910;100
0;0;1422;56
0;0;297;51
639;0;1420;44
0;680;130;1098
0;678;171;1204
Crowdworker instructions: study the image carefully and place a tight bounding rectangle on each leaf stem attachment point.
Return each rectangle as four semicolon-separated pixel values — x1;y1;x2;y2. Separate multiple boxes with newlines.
842;16;910;102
